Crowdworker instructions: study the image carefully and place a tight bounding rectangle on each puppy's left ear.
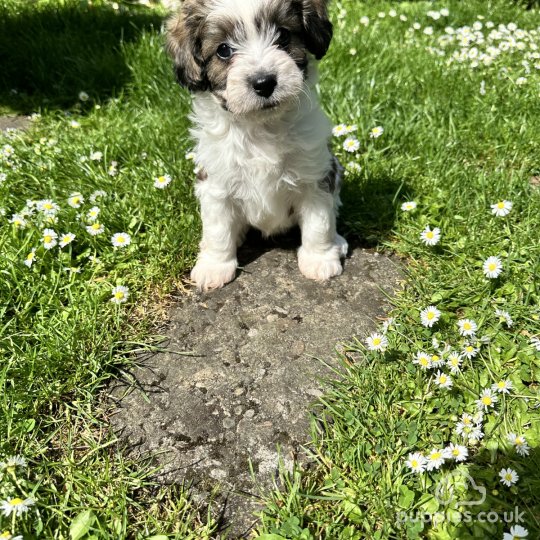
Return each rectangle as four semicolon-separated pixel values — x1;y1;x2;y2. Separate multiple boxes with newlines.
301;0;333;60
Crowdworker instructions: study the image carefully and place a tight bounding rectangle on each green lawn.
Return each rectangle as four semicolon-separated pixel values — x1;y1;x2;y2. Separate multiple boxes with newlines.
0;0;539;539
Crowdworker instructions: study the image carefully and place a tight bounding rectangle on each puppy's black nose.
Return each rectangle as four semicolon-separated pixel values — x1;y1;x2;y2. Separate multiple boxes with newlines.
251;74;277;98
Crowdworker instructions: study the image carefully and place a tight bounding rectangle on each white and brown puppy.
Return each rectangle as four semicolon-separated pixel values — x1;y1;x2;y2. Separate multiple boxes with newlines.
166;0;347;291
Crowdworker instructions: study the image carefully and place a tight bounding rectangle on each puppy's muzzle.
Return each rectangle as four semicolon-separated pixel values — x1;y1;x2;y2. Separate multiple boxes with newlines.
250;73;277;98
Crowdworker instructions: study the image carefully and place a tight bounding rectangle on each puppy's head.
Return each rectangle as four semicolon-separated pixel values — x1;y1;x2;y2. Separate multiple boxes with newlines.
166;0;333;116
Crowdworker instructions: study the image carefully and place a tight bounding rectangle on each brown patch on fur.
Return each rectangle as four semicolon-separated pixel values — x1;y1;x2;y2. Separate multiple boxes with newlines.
197;167;208;182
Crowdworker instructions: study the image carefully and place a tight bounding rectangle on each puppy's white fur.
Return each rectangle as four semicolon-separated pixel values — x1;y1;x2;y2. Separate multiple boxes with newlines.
171;0;347;290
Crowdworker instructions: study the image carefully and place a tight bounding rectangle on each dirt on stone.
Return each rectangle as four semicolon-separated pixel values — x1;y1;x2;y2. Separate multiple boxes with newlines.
110;232;402;538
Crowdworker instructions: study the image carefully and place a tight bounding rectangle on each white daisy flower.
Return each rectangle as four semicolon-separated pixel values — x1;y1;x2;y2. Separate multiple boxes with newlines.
9;214;27;229
0;531;24;540
42;228;58;250
59;233;75;248
420;305;441;327
499;468;519;487
343;137;360;153
401;201;417;212
462;343;479;359
430;354;445;368
67;193;84;209
492;380;513;394
483;256;503;279
434;370;453;389
378;12;385;18
476;388;498;411
78;91;89;101
0;173;7;183
495;308;513;327
111;285;129;304
365;332;388;352
111;232;131;248
70;120;81;128
369;126;384;138
458;319;477;337
87;206;100;221
508;433;530;456
90;151;103;161
490;200;512;217
154;174;172;189
108;162;118;176
420;226;441;246
440;8;450;16
86;223;104;236
388;9;397;17
426;448;445;471
0;497;35;517
185;151;197;160
412;22;421;30
332;124;347;137
503;525;528;539
405;452;427;473
399;14;408;22
89;190;106;203
447;352;463;373
531;337;540;352
424;26;434;35
444;443;468;462
36;199;60;215
360;16;369;26
414;351;432;370
516;77;527;86
0;456;27;471
24;249;37;268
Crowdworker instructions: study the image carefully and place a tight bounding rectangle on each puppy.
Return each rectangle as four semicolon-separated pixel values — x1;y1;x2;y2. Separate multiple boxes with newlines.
166;0;348;291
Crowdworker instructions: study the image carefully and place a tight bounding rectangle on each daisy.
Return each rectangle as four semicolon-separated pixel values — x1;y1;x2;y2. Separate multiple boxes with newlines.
401;201;417;212
508;433;530;456
529;337;540;352
360;16;369;26
67;193;84;208
332;124;347;136
111;232;131;248
447;352;463;373
431;354;445;368
420;305;441;327
420;226;441;246
69;120;80;128
414;351;432;370
0;173;7;183
516;77;527;85
0;456;27;471
111;285;129;304
458;319;477;337
444;443;468;462
78;91;89;101
185;151;197;160
495;308;513;327
87;206;100;221
499;468;519;487
59;233;75;248
476;388;498;411
503;525;528;539
36;199;59;215
89;190;106;203
434;371;453;389
388;9;397;17
0;532;23;540
426;448;445;471
462;343;479;359
369;126;384;138
86;223;104;236
108;162;118;176
0;497;34;517
483;256;503;279
154;174;172;189
343;137;360;153
365;332;388;352
490;200;512;217
24;249;37;268
9;214;27;229
440;8;450;16
492;380;512;394
42;228;58;250
90;151;103;161
405;452;427;473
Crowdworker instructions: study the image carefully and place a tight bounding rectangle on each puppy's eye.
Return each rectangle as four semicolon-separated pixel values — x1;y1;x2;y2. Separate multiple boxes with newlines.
217;43;234;60
276;27;291;48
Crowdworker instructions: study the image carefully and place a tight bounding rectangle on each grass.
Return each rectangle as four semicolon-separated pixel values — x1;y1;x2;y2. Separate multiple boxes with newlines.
0;0;539;539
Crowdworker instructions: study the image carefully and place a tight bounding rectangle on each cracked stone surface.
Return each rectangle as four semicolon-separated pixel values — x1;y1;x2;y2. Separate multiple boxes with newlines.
110;231;402;538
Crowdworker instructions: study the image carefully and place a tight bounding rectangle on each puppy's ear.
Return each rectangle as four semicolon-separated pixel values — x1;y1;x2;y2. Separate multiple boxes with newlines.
165;2;208;91
301;0;333;60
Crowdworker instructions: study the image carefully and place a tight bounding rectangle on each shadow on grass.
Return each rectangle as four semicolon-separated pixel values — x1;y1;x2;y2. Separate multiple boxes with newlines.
0;2;163;113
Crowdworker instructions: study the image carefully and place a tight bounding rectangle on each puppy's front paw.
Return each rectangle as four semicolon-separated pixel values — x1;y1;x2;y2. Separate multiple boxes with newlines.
190;259;237;291
298;242;346;281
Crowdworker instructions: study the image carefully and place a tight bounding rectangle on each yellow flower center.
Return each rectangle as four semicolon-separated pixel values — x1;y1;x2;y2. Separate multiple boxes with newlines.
497;382;505;388
463;323;471;330
72;198;80;204
427;312;435;319
411;459;418;468
9;498;23;506
451;358;459;366
515;438;523;446
439;375;447;384
158;176;166;182
44;235;52;243
463;417;472;425
426;232;434;239
420;357;429;367
497;202;505;209
91;224;101;230
430;452;441;461
505;474;512;481
115;292;125;300
466;346;474;353
372;338;381;346
482;396;492;406
0;532;11;539
488;263;497;271
44;203;52;209
432;355;440;362
452;449;460;456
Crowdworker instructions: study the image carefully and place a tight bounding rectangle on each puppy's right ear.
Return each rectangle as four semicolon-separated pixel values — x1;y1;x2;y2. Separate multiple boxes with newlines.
165;3;208;91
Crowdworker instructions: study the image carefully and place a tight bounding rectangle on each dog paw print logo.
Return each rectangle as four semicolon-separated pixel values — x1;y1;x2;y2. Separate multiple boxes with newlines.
435;470;487;507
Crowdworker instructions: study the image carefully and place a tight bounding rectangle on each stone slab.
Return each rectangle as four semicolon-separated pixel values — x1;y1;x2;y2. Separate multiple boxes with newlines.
0;115;30;132
110;231;402;537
